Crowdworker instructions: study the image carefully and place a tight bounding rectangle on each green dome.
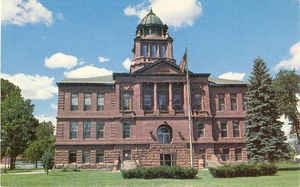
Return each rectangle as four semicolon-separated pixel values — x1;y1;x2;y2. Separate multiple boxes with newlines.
140;9;163;25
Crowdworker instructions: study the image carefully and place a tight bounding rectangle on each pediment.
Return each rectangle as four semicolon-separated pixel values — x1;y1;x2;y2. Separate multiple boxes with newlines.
135;61;183;74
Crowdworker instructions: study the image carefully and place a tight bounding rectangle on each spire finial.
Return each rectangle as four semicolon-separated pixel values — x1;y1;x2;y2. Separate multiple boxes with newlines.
150;7;153;14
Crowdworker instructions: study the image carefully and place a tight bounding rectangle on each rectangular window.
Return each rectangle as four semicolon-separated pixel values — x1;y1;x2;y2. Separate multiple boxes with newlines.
82;150;90;163
235;148;242;161
97;93;104;111
123;150;131;160
96;150;104;163
123;122;131;138
150;44;157;57
71;93;78;110
84;93;91;110
221;122;227;137
83;121;91;139
233;120;240;137
172;83;183;111
158;84;169;112
96;121;104;139
222;148;229;161
68;150;77;163
197;123;205;137
70;121;78;139
194;94;202;110
143;84;153;111
230;93;237;111
160;153;176;166
160;45;166;57
141;44;147;56
121;91;132;111
242;94;247;111
218;93;225;111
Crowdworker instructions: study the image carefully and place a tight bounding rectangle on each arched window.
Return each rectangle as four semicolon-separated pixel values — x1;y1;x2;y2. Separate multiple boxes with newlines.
157;125;172;144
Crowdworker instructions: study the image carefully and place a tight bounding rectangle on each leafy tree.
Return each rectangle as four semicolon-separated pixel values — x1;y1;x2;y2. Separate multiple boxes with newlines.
272;70;300;142
1;79;39;169
41;151;54;175
24;121;55;168
245;58;290;162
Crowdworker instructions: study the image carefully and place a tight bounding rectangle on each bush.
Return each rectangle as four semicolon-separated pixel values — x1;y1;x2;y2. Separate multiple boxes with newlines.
121;166;198;179
209;163;277;178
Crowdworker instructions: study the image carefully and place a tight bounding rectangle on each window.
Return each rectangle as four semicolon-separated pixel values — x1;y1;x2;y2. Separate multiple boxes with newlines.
160;153;176;166
218;93;225;111
233;120;240;137
96;150;104;163
96;121;104;139
235;148;242;161
84;93;91;110
242;94;247;111
141;44;147;56
121;91;132;111
221;148;229;161
83;121;91;139
194;94;202;110
123;150;131;160
71;93;78;110
158;84;169;112
143;84;153;111
160;45;166;57
123;122;131;138
82;150;90;163
230;93;237;111
197;123;205;137
172;83;183;111
157;125;172;144
150;44;157;57
198;148;206;160
70;121;78;139
97;93;104;111
221;122;227;137
68;150;77;163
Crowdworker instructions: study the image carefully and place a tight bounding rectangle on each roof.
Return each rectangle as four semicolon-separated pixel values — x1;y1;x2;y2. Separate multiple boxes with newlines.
57;75;114;85
208;77;248;86
140;9;163;25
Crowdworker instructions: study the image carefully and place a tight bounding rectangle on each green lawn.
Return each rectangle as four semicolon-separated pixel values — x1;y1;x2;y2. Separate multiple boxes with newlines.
1;169;299;187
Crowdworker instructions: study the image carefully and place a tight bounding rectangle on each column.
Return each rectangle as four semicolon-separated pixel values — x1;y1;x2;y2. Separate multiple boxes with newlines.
183;83;187;115
154;83;158;114
169;83;174;114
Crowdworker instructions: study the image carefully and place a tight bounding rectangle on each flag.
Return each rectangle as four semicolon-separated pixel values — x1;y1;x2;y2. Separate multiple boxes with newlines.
179;49;187;72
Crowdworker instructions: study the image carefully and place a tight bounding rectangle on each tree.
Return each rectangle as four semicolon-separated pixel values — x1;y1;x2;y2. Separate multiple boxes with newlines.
245;58;290;162
24;121;55;168
272;70;300;142
1;79;39;169
41;151;54;175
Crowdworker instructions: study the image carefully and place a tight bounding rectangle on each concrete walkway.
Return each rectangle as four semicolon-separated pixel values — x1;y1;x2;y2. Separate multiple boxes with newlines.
12;171;46;175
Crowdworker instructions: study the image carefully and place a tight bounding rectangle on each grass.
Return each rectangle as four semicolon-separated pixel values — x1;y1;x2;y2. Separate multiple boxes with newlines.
1;169;299;187
275;161;300;169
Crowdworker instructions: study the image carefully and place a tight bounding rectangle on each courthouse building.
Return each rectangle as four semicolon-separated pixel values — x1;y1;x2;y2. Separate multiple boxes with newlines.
55;10;248;169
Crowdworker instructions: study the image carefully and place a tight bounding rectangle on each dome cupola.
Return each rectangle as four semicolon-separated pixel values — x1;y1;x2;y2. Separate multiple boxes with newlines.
136;9;168;37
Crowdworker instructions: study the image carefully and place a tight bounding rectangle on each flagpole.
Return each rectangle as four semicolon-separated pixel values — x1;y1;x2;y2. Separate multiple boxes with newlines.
185;48;194;168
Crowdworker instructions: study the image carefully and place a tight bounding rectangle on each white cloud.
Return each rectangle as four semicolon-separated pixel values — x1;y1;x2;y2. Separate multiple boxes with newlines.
122;58;132;70
0;73;57;100
64;65;113;78
50;103;57;110
45;52;78;69
98;56;110;63
218;72;245;81
274;42;300;71
123;0;202;28
2;0;53;26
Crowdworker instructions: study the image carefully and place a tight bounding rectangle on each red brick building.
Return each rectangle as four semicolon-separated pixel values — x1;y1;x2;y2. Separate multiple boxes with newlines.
55;10;248;169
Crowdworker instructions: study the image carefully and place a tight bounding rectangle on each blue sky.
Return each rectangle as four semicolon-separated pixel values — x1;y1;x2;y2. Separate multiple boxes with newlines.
2;0;300;125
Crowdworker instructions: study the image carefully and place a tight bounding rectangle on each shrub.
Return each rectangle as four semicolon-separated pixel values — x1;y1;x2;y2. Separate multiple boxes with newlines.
209;163;277;178
121;166;198;179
